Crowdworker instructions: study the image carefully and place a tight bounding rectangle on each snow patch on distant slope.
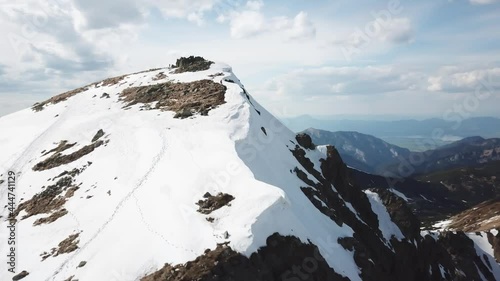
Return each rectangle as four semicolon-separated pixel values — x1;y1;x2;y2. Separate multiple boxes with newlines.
389;188;410;202
365;190;404;242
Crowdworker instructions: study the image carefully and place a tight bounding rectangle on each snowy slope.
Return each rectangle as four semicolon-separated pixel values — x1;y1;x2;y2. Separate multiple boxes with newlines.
0;63;360;281
1;60;499;281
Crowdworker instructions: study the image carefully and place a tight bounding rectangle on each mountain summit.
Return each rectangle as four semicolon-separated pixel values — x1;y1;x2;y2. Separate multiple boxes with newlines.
1;57;499;281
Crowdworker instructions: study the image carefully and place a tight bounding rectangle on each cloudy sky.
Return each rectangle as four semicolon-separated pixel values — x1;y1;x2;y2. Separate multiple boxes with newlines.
0;0;499;119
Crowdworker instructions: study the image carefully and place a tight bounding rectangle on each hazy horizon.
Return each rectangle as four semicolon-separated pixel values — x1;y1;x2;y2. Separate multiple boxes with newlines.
1;0;499;119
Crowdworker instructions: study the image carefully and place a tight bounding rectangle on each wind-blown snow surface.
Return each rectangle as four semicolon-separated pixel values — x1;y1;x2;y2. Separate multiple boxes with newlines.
0;64;361;281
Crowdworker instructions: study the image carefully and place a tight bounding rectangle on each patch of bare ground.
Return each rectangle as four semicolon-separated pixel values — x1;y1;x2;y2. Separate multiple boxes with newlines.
32;74;126;111
97;75;126;87
196;192;234;215
34;208;68;226
42;140;76;156
33;140;104;171
33;86;90;112
173;56;213;73
119;80;226;118
55;233;80;256
41;233;80;260
52;164;90;180
10;176;79;225
448;198;500;232
152;72;167;81
142;234;347;281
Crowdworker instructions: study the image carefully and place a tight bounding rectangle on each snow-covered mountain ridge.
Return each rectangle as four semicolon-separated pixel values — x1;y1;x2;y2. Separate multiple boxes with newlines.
0;57;499;281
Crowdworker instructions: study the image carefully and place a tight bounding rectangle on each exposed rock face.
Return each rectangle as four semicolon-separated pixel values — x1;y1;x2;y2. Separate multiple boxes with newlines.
41;140;76;157
173;56;214;73
374;188;420;240
11;176;74;220
196;193;234;215
33;140;104;171
119;80;226;118
91;129;105;142
12;270;29;280
487;231;500;262
295;133;315;150
288;143;499;281
141;234;349;281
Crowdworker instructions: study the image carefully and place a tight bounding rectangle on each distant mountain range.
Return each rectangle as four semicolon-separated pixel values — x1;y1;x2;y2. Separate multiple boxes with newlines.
304;128;500;224
386;136;500;177
303;128;411;174
305;128;500;178
285;116;500;140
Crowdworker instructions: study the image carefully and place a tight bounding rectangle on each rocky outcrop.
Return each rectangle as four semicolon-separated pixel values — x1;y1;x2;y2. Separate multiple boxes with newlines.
54;233;80;256
12;271;29;280
141;233;348;281
33;141;104;171
11;176;74;220
373;188;420;240
119;80;226;118
196;193;234;215
295;133;315;150
173;56;213;73
487;231;500;262
91;129;105;142
287;141;499;281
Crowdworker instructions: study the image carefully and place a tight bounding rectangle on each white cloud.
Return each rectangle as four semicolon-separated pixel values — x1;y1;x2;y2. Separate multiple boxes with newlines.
282;12;317;41
230;10;267;38
146;0;216;24
72;0;146;29
224;3;316;40
246;0;264;10
378;17;414;44
427;68;500;92
339;17;414;47
427;76;442;91
259;65;415;103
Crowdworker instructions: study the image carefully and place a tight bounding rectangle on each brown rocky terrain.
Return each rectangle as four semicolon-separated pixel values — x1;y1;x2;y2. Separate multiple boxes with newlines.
11;176;75;221
196;193;234;215
119;80;226;118
447;198;500;232
33;131;106;172
33;140;104;171
173;56;213;73
141;234;348;281
32;75;127;112
54;233;80;256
